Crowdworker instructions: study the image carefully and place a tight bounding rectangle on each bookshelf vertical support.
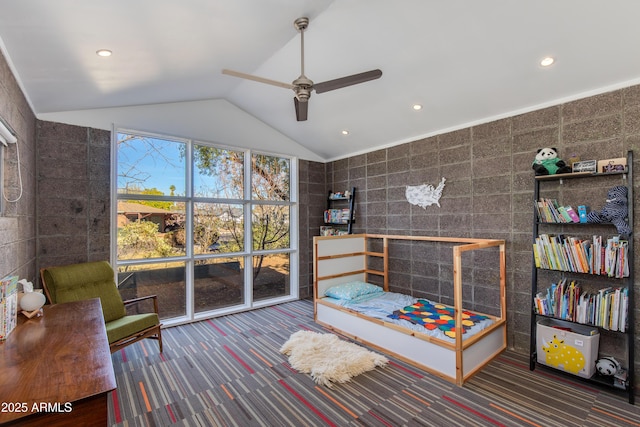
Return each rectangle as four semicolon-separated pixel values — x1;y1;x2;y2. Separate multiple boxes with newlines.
625;151;634;402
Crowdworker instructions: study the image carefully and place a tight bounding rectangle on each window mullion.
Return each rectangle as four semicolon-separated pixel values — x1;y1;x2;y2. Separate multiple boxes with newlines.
185;141;194;319
244;149;253;305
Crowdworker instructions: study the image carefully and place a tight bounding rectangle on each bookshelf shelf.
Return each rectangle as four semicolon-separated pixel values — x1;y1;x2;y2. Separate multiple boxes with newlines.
529;150;635;404
535;169;628;181
534;313;628;336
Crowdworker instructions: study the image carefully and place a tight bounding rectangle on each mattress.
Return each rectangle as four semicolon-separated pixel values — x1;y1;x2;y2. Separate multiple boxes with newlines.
322;291;494;341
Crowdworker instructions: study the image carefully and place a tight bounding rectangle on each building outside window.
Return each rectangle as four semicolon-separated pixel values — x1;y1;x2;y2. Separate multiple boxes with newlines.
113;130;298;324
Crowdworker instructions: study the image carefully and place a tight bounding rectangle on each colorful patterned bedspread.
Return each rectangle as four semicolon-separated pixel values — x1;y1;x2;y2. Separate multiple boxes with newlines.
388;299;489;338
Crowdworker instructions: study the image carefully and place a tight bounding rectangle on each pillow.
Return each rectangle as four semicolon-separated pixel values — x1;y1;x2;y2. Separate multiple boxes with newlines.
325;281;383;300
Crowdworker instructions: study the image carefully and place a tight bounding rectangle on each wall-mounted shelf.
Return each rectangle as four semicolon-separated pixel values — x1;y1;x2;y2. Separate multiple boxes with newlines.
321;187;356;235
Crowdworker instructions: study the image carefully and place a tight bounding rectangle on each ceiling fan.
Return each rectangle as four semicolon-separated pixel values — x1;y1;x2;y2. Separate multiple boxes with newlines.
222;17;382;121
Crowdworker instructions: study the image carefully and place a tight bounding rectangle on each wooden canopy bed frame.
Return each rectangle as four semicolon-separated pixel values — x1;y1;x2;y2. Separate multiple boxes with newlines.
313;233;507;386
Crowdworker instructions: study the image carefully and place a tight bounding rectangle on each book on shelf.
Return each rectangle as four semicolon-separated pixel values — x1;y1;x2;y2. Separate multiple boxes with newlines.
557;206;573;223
619;288;629;333
533;279;628;332
319;226;349;236
323;208;350;224
577;205;588;223
535;198;581;223
0;275;19;341
533;234;629;278
565;206;580;222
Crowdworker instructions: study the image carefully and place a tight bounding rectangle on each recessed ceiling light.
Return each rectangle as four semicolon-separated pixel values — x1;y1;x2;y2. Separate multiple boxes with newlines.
341;130;349;135
96;49;112;57
540;57;554;67
412;104;423;111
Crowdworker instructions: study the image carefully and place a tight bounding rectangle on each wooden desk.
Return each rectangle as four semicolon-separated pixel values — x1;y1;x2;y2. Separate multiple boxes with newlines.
0;298;116;426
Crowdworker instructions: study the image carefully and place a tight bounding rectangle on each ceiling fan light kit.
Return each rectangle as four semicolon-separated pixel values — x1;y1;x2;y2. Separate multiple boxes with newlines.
222;17;382;121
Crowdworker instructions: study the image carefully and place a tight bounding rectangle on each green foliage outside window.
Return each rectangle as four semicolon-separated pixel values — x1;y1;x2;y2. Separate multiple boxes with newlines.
118;220;175;260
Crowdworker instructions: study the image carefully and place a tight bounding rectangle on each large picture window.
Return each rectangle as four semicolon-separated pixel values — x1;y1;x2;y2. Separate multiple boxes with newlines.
113;130;297;324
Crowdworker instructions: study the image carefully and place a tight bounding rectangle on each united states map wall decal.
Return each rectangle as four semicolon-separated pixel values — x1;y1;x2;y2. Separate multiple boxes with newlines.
405;177;446;208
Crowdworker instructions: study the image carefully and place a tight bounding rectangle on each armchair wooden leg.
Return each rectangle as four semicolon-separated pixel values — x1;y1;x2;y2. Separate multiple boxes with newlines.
157;326;163;353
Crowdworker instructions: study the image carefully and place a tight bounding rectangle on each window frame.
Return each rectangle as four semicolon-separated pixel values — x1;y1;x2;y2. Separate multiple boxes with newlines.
111;128;298;326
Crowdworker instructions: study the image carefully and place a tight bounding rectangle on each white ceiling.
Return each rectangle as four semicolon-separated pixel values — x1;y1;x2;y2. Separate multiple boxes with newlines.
2;0;640;162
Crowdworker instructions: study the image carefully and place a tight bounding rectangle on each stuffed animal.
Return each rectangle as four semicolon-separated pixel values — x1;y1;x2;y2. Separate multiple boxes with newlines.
587;186;631;236
595;356;621;376
532;147;572;176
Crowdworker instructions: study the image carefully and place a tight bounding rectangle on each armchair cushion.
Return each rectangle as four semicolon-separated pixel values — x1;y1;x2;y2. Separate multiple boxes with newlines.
41;261;126;323
106;313;159;344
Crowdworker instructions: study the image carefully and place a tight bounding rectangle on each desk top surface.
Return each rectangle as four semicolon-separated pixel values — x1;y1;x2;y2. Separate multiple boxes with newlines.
0;298;116;423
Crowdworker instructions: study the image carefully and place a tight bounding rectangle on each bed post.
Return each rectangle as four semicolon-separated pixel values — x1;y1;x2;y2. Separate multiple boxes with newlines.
499;241;508;350
313;238;319;320
500;241;507;320
383;237;389;291
453;245;464;385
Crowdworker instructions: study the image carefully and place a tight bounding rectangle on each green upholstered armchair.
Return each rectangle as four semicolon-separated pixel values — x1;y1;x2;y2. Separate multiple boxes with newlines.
40;261;162;353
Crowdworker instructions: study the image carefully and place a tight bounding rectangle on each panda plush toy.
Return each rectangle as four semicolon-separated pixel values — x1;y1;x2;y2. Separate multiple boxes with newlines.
532;147;572;176
595;356;621;376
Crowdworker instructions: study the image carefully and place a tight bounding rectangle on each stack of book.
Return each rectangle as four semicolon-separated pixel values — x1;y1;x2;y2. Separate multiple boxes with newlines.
323;208;350;224
0;275;19;341
534;279;629;332
319;226;349;236
535;198;581;223
533;234;629;278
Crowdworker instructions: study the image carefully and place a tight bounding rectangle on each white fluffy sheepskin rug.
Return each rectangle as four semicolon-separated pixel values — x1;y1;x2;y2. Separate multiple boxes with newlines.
280;331;389;387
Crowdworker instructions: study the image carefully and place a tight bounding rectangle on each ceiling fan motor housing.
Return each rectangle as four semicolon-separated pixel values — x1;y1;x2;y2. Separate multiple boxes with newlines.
293;76;313;102
295;88;311;102
294;17;309;31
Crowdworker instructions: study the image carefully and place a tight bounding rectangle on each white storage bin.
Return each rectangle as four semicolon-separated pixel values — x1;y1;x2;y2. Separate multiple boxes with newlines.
537;318;599;379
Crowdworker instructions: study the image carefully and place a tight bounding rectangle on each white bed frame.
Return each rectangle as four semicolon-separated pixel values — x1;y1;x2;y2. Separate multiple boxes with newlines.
313;233;507;386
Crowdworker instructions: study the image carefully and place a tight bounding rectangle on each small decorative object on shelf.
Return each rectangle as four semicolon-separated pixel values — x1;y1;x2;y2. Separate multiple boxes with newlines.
596;356;621;376
586;186;631;236
572;159;597;173
598;157;627;173
322;187;356;235
530;150;635;404
567;153;581;168
16;279;45;319
532;147;572;176
19;291;45;318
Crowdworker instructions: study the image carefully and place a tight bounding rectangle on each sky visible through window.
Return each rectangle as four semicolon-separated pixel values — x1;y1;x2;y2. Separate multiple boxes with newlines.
117;134;186;196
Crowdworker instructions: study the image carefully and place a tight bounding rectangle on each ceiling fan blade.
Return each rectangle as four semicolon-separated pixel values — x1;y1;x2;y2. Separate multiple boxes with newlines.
314;69;382;94
222;69;294;90
294;97;308;121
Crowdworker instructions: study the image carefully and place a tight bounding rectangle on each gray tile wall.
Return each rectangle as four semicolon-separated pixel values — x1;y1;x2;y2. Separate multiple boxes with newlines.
36;121;111;271
0;48;37;282
298;159;327;298
326;87;640;377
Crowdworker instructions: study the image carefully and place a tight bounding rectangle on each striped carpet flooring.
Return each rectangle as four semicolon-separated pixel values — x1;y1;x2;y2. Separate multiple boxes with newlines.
108;299;640;426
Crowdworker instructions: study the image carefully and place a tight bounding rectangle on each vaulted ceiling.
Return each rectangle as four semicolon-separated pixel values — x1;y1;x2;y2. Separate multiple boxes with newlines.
2;1;640;161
